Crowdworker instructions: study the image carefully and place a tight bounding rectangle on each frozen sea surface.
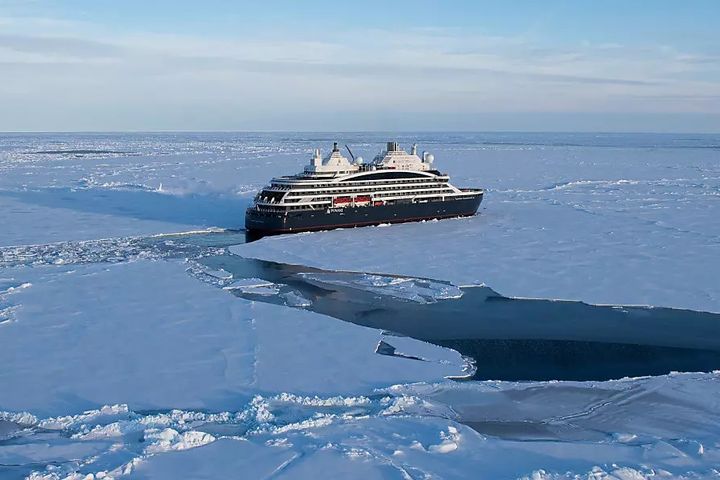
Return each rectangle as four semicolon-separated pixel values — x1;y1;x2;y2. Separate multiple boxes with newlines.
1;132;720;479
235;133;720;313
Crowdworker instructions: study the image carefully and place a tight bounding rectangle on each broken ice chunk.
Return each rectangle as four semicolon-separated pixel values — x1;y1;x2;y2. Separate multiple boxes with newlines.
299;272;463;304
202;268;233;280
223;278;281;296
428;426;461;453
281;291;312;307
375;340;423;361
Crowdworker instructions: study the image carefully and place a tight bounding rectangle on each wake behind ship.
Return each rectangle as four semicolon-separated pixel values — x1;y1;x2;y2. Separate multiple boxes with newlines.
245;141;483;236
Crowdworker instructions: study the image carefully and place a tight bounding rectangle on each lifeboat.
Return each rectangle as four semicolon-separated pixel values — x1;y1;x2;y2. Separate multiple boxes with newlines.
354;195;371;206
333;196;352;207
245;140;484;237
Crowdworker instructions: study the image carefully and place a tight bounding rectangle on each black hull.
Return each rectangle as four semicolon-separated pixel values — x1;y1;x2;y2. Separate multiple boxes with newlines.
245;193;483;237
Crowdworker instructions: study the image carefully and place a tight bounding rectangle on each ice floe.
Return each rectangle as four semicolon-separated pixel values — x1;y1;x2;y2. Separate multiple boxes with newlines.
222;277;281;296
0;259;467;417
298;272;463;304
11;378;720;480
200;267;233;280
232;135;720;313
0;232;229;269
2;132;720;478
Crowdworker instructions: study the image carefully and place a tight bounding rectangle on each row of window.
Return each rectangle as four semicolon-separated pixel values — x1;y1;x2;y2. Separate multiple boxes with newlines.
254;194;471;213
272;177;447;191
263;189;457;206
284;183;448;196
272;187;454;204
375;189;455;198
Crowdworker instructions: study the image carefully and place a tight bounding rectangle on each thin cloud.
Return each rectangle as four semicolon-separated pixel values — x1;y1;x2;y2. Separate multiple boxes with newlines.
0;27;665;87
0;33;124;58
160;54;660;86
0;13;718;130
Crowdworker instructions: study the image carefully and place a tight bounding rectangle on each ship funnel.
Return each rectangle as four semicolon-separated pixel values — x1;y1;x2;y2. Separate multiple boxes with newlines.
332;142;339;152
411;144;418;155
387;141;399;152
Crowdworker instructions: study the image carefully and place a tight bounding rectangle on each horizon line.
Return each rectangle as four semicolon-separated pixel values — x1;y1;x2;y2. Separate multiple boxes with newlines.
2;129;719;135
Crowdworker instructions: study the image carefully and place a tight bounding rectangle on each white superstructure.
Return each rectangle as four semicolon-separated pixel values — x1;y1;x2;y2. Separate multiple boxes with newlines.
253;142;477;212
305;145;359;175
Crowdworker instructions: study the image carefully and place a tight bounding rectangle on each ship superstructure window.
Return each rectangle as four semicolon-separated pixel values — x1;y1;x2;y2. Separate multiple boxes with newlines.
259;190;285;203
340;171;430;182
247;141;483;234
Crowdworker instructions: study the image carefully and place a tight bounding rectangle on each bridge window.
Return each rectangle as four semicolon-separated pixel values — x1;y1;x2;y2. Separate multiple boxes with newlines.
340;171;430;182
259;190;285;203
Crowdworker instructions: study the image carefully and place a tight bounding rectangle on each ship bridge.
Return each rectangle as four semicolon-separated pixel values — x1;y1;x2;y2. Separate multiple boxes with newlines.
373;142;434;172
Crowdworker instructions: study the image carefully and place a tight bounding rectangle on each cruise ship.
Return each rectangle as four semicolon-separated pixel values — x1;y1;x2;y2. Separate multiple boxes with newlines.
245;141;483;236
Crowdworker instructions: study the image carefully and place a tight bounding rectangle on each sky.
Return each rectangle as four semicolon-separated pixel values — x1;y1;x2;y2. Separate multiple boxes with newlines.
1;0;719;132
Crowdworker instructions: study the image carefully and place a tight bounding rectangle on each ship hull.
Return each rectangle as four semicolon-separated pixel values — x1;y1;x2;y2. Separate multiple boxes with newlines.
245;193;483;237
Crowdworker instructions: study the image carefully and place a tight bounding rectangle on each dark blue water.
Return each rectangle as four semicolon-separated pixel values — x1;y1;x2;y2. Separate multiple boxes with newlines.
150;231;720;382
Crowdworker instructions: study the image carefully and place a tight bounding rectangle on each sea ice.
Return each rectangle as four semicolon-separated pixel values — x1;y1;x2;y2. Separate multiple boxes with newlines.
2;132;719;479
298;272;463;304
233;138;720;313
281;290;312;307
0;259;467;416
222;277;281;295
201;267;232;280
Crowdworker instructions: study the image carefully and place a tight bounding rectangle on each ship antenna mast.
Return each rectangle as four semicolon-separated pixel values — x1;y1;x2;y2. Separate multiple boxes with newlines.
345;144;356;161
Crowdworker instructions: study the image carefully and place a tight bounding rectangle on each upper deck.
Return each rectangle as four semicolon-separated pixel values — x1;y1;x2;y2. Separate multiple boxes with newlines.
271;166;448;186
250;141;481;210
271;141;443;186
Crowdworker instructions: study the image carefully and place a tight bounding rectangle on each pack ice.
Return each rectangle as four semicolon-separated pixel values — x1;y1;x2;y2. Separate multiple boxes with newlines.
235;134;720;313
1;132;720;479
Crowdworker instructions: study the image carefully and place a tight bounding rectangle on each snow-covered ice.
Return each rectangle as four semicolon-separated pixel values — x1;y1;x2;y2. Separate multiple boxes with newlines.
0;132;305;246
2;132;720;479
0;260;467;416
8;376;720;479
233;136;720;313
